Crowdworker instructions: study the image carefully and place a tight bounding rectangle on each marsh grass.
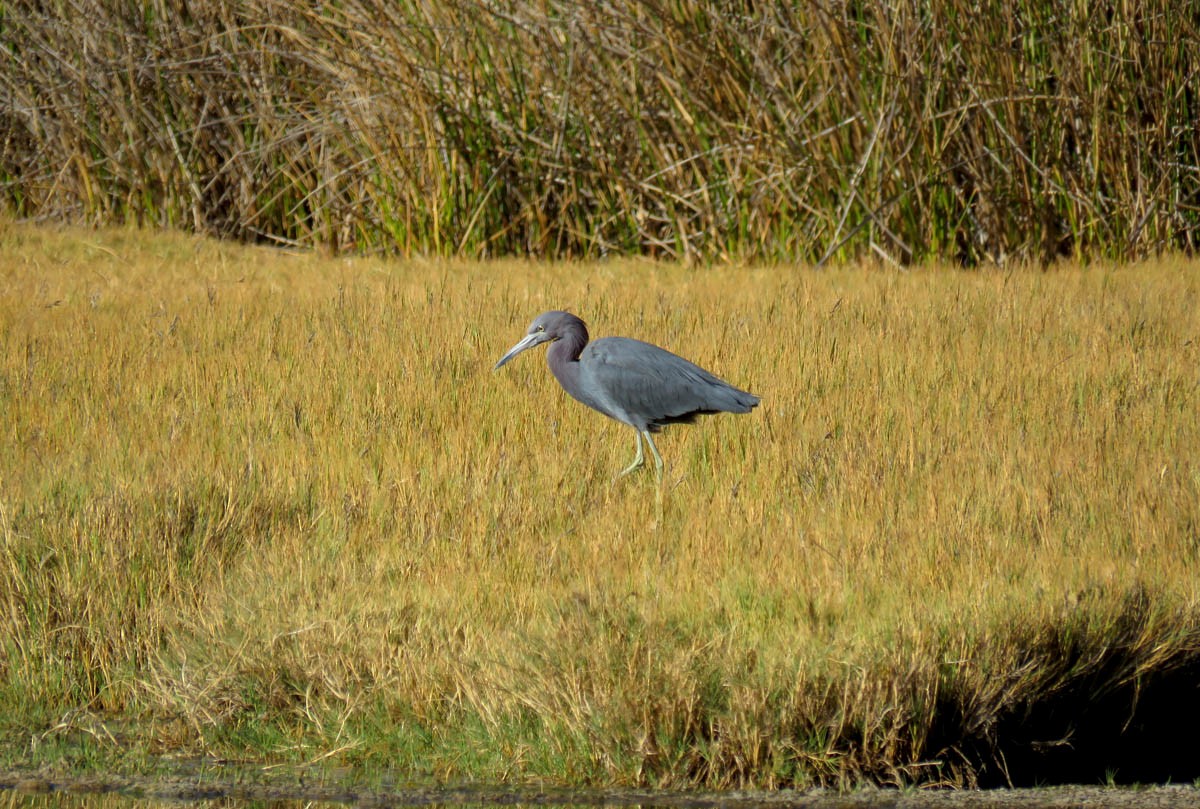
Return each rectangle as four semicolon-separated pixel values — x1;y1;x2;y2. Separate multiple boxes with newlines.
2;224;1200;787
1;1;1198;263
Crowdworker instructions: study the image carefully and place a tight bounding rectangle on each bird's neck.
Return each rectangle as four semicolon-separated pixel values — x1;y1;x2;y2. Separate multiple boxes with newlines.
546;329;587;392
549;328;587;364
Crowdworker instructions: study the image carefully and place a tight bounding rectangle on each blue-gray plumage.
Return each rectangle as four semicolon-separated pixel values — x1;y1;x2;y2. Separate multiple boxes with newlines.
494;310;759;480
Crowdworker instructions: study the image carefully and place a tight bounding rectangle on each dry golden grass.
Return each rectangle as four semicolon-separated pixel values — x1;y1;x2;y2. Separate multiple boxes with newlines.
2;223;1199;787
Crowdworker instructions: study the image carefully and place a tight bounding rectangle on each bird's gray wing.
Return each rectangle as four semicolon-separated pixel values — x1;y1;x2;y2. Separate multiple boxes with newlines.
580;337;757;431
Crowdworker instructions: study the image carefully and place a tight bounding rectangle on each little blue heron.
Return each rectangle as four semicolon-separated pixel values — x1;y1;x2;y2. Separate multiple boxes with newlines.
494;310;759;480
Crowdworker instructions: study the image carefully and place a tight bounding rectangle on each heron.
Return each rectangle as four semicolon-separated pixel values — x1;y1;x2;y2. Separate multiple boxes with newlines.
494;310;759;480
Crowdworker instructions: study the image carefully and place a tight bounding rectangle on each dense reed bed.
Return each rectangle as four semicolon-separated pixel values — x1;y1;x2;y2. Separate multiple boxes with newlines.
2;224;1199;788
2;1;1198;263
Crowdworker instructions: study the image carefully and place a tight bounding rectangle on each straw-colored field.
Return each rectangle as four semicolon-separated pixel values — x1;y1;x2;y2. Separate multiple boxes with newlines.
2;224;1199;788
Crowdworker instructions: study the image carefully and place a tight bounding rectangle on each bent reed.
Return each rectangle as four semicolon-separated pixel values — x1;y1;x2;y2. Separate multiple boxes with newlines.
1;1;1199;264
2;224;1199;788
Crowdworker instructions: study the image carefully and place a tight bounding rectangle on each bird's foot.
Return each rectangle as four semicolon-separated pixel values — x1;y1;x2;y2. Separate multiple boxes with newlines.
616;458;645;479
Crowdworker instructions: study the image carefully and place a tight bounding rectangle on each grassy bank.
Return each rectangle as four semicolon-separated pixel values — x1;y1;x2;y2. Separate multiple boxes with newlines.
2;224;1200;788
2;1;1198;263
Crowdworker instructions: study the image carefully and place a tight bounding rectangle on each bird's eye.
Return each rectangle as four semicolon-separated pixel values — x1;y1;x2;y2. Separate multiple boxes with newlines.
536;325;545;333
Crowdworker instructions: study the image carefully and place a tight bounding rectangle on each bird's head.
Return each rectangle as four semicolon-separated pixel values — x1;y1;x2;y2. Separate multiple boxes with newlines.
493;310;580;370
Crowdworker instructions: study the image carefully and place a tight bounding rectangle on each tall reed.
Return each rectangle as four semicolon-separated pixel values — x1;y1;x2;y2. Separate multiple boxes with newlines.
1;1;1197;263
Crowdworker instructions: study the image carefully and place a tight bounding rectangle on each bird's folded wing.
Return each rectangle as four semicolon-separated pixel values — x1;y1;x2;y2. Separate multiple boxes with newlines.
583;338;735;421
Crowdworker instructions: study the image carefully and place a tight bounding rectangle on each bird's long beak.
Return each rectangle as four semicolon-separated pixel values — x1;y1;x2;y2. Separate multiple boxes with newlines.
493;332;552;370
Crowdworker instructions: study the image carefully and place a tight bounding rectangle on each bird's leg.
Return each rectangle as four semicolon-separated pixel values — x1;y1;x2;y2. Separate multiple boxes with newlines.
642;430;664;484
618;430;645;477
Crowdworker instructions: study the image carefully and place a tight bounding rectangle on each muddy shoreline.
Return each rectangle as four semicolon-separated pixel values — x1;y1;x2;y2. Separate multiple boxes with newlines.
4;770;1200;808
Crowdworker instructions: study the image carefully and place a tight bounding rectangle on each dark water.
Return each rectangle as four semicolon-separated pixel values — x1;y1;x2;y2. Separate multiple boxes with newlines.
2;787;629;809
2;795;321;809
6;780;1200;809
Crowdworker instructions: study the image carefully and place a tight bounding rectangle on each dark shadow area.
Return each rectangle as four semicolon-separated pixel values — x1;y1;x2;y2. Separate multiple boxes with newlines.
994;656;1200;786
930;650;1200;787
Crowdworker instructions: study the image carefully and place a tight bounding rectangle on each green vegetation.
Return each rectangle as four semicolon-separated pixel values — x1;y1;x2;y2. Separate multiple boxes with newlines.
2;224;1199;788
1;1;1198;263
